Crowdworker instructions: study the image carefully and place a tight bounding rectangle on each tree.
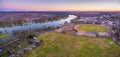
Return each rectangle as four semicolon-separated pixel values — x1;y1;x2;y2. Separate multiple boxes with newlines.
35;40;44;46
27;34;36;39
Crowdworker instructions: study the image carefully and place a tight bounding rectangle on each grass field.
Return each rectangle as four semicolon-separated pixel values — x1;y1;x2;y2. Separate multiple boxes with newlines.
21;31;120;57
76;24;109;32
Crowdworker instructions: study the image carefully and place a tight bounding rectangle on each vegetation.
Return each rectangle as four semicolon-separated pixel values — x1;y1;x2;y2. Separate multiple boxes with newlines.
11;41;30;52
76;24;109;32
0;34;9;38
22;31;120;57
0;39;30;57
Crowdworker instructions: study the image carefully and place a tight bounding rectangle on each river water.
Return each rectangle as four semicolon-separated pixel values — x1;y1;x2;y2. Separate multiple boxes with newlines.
0;15;77;43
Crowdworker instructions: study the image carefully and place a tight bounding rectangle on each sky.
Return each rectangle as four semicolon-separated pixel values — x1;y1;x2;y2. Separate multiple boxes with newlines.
0;0;120;11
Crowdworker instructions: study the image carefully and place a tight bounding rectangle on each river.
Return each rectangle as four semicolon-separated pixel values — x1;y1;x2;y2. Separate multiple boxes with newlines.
0;15;77;43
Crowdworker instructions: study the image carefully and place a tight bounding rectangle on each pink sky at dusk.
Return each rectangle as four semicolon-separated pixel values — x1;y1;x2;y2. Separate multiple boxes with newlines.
0;0;120;11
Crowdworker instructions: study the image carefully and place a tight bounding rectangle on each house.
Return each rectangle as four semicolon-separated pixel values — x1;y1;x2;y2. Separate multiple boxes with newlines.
84;32;98;37
55;29;62;32
55;24;77;34
98;32;109;37
62;29;77;34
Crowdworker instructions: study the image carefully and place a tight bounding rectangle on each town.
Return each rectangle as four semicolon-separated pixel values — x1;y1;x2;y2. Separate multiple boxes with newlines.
0;11;120;57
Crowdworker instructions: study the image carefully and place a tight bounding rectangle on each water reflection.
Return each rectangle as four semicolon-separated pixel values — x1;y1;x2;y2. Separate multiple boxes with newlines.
0;15;77;34
0;15;77;43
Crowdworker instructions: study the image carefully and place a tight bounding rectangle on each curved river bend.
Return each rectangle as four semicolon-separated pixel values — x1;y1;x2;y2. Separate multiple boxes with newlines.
0;15;77;43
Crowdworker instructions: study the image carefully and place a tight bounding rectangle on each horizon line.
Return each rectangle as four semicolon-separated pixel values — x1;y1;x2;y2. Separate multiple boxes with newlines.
0;10;120;12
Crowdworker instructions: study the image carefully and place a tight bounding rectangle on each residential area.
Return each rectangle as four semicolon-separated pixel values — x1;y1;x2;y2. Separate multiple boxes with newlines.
0;12;120;57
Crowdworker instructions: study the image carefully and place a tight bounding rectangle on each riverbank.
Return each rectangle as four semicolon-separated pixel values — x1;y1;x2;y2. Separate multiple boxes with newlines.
0;15;77;45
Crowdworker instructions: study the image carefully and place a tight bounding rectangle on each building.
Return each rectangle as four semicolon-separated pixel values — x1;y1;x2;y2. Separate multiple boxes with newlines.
84;32;98;37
